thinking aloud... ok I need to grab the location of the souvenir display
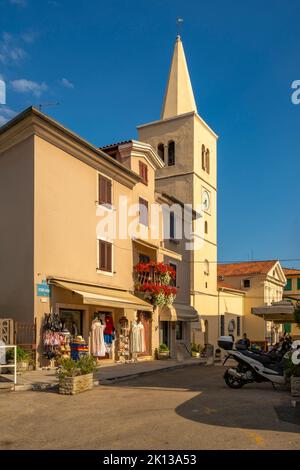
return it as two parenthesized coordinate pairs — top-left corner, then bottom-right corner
(70, 336), (89, 360)
(131, 319), (145, 354)
(43, 313), (71, 360)
(91, 317), (106, 357)
(116, 316), (130, 362)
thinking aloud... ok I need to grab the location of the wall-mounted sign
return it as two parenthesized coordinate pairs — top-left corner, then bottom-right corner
(37, 284), (51, 297)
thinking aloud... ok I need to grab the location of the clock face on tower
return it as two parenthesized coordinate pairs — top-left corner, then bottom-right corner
(202, 190), (210, 212)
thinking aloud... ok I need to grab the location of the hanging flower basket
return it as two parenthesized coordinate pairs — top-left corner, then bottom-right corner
(138, 283), (177, 307)
(134, 262), (177, 306)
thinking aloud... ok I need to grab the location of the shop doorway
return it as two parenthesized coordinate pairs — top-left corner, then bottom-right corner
(59, 309), (83, 336)
(160, 321), (170, 348)
(204, 320), (209, 345)
(137, 311), (152, 357)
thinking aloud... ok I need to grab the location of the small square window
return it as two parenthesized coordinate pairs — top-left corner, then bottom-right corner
(243, 279), (251, 288)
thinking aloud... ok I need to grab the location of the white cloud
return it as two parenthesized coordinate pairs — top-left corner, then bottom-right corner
(10, 79), (47, 97)
(0, 106), (17, 127)
(60, 77), (74, 89)
(9, 0), (27, 6)
(21, 31), (39, 44)
(0, 32), (26, 65)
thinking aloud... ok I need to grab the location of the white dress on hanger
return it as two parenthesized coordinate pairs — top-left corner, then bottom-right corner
(91, 320), (106, 357)
(131, 320), (145, 353)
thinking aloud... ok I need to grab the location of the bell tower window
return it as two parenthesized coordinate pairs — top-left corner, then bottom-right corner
(168, 141), (175, 166)
(201, 145), (206, 170)
(157, 143), (164, 162)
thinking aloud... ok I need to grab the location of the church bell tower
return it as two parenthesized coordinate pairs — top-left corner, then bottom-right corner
(137, 35), (219, 344)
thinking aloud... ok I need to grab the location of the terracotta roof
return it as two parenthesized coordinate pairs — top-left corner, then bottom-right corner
(218, 260), (278, 277)
(283, 267), (300, 276)
(100, 140), (132, 150)
(217, 280), (245, 293)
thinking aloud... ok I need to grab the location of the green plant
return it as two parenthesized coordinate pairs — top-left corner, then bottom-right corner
(159, 343), (169, 352)
(6, 346), (29, 362)
(284, 351), (300, 378)
(58, 355), (97, 379)
(191, 343), (203, 353)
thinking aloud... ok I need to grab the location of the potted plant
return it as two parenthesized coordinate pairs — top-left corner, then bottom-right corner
(158, 343), (170, 359)
(6, 346), (30, 371)
(58, 355), (97, 395)
(191, 343), (203, 358)
(284, 350), (300, 397)
(215, 348), (222, 359)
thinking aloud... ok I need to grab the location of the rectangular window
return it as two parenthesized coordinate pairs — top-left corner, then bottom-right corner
(176, 321), (183, 340)
(284, 278), (292, 291)
(170, 212), (175, 239)
(237, 316), (241, 336)
(139, 254), (150, 264)
(98, 240), (112, 272)
(168, 141), (175, 166)
(243, 279), (251, 288)
(139, 161), (148, 185)
(297, 278), (300, 291)
(169, 262), (177, 286)
(98, 174), (112, 205)
(220, 315), (225, 336)
(139, 197), (148, 226)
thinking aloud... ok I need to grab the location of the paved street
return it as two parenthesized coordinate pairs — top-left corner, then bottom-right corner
(0, 365), (299, 450)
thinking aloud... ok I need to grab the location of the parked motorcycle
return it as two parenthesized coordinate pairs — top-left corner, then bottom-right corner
(219, 336), (293, 389)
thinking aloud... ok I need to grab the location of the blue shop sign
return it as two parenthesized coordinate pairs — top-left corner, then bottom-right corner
(37, 283), (51, 297)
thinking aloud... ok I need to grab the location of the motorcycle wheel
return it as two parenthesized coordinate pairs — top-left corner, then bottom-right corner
(224, 369), (244, 389)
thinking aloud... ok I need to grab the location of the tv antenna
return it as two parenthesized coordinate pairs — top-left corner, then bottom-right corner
(38, 102), (60, 112)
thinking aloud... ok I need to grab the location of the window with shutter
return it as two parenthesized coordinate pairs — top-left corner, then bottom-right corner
(98, 175), (112, 205)
(139, 161), (148, 185)
(284, 278), (292, 291)
(297, 278), (300, 291)
(139, 198), (148, 226)
(98, 240), (112, 272)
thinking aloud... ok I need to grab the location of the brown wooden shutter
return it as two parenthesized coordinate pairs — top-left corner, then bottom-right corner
(106, 242), (112, 271)
(99, 175), (112, 204)
(99, 240), (112, 272)
(139, 161), (148, 185)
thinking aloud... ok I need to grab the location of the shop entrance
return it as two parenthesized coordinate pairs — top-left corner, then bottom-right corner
(159, 321), (170, 348)
(59, 309), (83, 336)
(137, 311), (152, 357)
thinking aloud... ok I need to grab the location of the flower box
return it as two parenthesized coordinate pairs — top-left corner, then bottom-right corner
(59, 373), (93, 395)
(291, 377), (300, 397)
(158, 351), (170, 360)
(191, 351), (200, 358)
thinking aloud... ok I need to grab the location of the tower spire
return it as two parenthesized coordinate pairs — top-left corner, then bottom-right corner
(161, 36), (197, 120)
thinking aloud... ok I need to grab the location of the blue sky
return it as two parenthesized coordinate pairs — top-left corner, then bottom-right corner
(1, 0), (300, 268)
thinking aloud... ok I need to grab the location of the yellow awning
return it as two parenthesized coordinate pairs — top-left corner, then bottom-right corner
(174, 303), (200, 322)
(159, 304), (177, 321)
(50, 279), (153, 312)
(159, 304), (200, 322)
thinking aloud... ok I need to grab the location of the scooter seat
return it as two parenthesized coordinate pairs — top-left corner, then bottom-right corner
(239, 349), (274, 365)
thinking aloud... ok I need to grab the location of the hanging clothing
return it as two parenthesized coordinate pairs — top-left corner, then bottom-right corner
(104, 315), (115, 335)
(91, 320), (106, 357)
(131, 320), (145, 353)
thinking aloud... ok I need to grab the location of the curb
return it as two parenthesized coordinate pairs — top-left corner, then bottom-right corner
(96, 360), (205, 385)
(12, 359), (206, 391)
